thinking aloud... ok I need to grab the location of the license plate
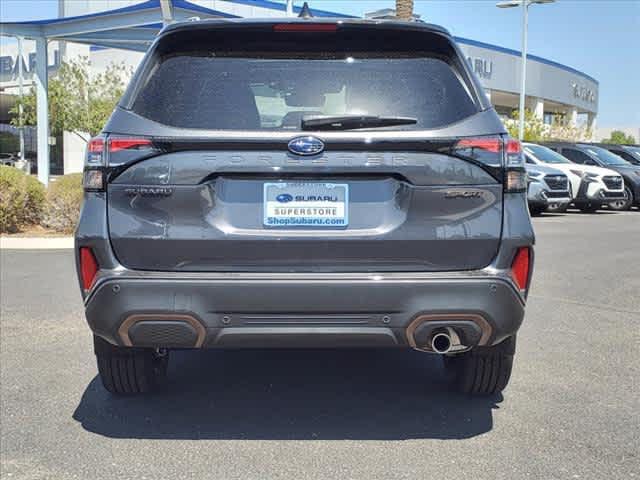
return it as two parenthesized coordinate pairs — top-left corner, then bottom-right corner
(263, 182), (349, 228)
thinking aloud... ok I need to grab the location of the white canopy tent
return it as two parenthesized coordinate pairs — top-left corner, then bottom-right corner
(0, 0), (242, 184)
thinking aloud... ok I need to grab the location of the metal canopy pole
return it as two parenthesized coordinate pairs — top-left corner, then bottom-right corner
(34, 37), (49, 186)
(160, 0), (175, 26)
(17, 36), (25, 163)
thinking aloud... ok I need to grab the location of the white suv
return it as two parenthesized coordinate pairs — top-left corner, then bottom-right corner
(523, 143), (625, 213)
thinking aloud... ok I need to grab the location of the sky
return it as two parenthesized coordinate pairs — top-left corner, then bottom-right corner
(1, 0), (638, 128)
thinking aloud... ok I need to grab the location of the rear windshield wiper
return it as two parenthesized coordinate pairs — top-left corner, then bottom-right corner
(301, 115), (418, 131)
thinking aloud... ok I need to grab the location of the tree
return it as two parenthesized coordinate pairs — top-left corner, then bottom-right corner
(503, 109), (546, 142)
(602, 130), (636, 145)
(10, 57), (132, 143)
(396, 0), (414, 20)
(502, 109), (593, 142)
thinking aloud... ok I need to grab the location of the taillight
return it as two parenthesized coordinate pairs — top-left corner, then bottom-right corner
(511, 247), (531, 293)
(79, 247), (99, 291)
(505, 139), (522, 155)
(83, 135), (157, 191)
(84, 135), (106, 191)
(504, 138), (526, 193)
(455, 137), (502, 153)
(107, 135), (156, 167)
(87, 136), (105, 165)
(109, 137), (153, 152)
(453, 136), (526, 192)
(273, 23), (338, 32)
(83, 169), (104, 191)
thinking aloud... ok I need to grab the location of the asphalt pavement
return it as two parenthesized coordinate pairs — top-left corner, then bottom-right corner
(1, 211), (639, 479)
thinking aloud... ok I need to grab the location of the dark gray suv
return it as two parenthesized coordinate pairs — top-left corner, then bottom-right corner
(75, 18), (534, 396)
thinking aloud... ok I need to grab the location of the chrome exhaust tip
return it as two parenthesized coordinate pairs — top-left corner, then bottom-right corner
(431, 331), (453, 354)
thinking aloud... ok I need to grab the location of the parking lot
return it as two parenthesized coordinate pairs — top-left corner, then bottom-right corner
(1, 211), (639, 480)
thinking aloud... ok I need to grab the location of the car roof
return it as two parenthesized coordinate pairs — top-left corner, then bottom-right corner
(539, 141), (575, 146)
(160, 17), (451, 37)
(588, 143), (637, 151)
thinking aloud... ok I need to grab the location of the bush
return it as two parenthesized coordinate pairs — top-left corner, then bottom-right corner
(0, 165), (46, 233)
(43, 173), (84, 233)
(24, 174), (47, 225)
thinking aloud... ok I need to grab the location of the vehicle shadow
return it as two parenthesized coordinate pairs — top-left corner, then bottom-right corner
(73, 349), (502, 440)
(565, 208), (619, 215)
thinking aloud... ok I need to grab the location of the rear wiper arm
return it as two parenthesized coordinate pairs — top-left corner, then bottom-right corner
(301, 115), (417, 131)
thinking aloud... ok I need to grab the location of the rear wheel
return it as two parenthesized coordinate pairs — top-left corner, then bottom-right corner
(94, 335), (168, 395)
(608, 186), (633, 211)
(444, 336), (516, 395)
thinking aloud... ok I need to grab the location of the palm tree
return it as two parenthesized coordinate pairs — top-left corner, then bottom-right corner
(396, 0), (414, 20)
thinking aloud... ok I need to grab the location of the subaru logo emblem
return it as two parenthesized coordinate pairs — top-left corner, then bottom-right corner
(288, 136), (325, 156)
(276, 193), (294, 203)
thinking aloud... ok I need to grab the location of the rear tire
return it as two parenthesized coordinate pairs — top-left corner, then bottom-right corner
(445, 336), (516, 395)
(94, 335), (168, 395)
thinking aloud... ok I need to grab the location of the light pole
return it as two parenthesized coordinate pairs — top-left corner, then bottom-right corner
(497, 0), (555, 140)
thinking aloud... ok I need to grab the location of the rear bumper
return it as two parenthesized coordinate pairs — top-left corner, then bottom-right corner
(85, 269), (526, 351)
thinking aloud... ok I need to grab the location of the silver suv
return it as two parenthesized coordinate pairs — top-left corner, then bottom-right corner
(75, 18), (534, 396)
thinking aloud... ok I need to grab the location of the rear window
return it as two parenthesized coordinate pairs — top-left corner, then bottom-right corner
(129, 28), (478, 131)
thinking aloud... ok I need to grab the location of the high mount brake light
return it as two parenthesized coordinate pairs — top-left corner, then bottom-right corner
(79, 247), (99, 291)
(273, 23), (338, 32)
(511, 247), (531, 293)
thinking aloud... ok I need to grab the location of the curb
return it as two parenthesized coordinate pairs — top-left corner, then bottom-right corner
(0, 237), (74, 250)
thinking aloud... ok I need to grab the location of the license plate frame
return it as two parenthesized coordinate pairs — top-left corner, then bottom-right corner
(263, 182), (349, 228)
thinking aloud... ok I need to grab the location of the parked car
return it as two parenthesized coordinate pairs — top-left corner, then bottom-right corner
(524, 162), (572, 215)
(594, 143), (640, 167)
(542, 142), (639, 211)
(523, 143), (599, 212)
(75, 18), (534, 396)
(0, 153), (17, 167)
(538, 143), (626, 212)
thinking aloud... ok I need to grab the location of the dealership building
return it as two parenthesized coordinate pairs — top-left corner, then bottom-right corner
(0, 0), (599, 178)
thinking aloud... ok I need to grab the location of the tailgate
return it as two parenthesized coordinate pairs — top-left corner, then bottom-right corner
(107, 147), (503, 272)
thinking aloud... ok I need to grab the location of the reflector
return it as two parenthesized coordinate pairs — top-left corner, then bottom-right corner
(80, 247), (99, 291)
(511, 247), (530, 292)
